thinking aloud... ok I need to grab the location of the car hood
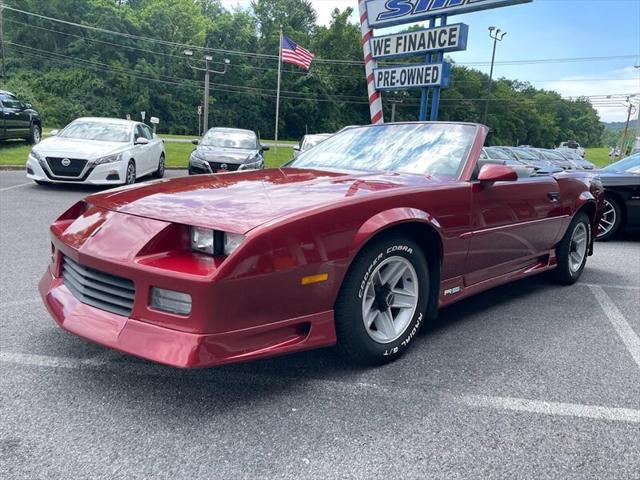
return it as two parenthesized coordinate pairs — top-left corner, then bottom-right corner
(85, 168), (442, 234)
(194, 146), (258, 164)
(35, 137), (128, 159)
(597, 170), (640, 186)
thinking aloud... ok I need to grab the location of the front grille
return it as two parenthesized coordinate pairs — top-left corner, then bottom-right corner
(208, 161), (240, 172)
(46, 157), (88, 177)
(62, 256), (135, 316)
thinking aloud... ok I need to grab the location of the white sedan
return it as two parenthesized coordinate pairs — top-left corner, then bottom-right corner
(26, 117), (165, 186)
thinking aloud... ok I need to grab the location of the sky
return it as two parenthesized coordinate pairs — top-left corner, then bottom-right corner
(221, 0), (640, 122)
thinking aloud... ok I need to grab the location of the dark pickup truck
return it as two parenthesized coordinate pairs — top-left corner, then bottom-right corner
(0, 90), (42, 144)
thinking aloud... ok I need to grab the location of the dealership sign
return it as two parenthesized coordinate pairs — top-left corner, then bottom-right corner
(367, 0), (532, 28)
(374, 63), (451, 90)
(370, 23), (468, 60)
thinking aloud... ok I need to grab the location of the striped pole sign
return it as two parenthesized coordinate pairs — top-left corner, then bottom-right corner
(358, 0), (384, 125)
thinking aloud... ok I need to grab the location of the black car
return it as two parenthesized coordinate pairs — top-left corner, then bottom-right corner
(188, 127), (268, 174)
(0, 90), (42, 144)
(596, 153), (640, 240)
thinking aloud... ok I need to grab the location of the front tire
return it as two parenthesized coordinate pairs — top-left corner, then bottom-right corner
(552, 212), (590, 285)
(28, 124), (41, 144)
(596, 195), (622, 241)
(153, 153), (165, 179)
(335, 235), (429, 365)
(124, 160), (136, 185)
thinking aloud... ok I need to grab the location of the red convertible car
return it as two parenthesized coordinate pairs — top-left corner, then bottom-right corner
(40, 122), (603, 367)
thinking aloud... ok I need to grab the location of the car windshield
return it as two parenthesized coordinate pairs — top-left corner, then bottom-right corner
(289, 123), (476, 178)
(485, 147), (511, 160)
(59, 121), (131, 142)
(303, 135), (330, 149)
(603, 153), (640, 174)
(201, 129), (257, 149)
(510, 148), (538, 161)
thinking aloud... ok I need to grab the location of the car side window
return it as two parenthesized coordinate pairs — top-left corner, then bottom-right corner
(134, 125), (145, 141)
(0, 95), (21, 109)
(141, 124), (153, 140)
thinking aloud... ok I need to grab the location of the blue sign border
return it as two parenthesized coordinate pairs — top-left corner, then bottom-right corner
(372, 62), (452, 91)
(366, 0), (532, 29)
(369, 23), (468, 60)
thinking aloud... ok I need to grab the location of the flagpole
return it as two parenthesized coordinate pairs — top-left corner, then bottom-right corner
(274, 25), (283, 153)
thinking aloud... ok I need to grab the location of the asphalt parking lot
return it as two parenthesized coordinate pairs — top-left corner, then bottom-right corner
(1, 170), (639, 479)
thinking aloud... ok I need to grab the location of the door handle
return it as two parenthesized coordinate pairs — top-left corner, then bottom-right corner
(548, 192), (560, 202)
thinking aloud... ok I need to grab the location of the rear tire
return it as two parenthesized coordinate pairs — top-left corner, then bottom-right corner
(552, 212), (590, 285)
(153, 153), (165, 179)
(596, 195), (622, 241)
(335, 235), (429, 365)
(28, 124), (41, 144)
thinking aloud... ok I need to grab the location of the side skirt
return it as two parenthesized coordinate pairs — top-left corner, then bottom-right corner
(437, 250), (557, 308)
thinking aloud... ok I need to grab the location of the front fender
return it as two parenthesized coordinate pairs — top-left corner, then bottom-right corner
(349, 207), (443, 256)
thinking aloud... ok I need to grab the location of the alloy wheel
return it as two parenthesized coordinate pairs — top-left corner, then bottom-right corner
(126, 163), (136, 185)
(569, 222), (588, 273)
(597, 199), (617, 238)
(361, 256), (418, 344)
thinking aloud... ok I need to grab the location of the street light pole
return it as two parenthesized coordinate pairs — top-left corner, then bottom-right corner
(184, 50), (230, 135)
(634, 66), (640, 153)
(481, 26), (507, 125)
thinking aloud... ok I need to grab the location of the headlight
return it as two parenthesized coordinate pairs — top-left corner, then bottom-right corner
(150, 287), (192, 315)
(94, 153), (122, 165)
(223, 232), (245, 255)
(190, 226), (215, 255)
(189, 227), (245, 256)
(238, 157), (264, 171)
(30, 150), (45, 162)
(190, 151), (205, 163)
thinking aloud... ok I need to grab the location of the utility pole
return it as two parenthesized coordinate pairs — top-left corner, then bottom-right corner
(635, 66), (640, 153)
(481, 26), (507, 125)
(183, 50), (229, 135)
(0, 3), (6, 81)
(619, 98), (634, 157)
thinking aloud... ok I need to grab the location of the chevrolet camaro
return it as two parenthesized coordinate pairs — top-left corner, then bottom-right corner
(40, 122), (603, 368)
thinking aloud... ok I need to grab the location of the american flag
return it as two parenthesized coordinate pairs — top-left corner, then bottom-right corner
(281, 35), (315, 70)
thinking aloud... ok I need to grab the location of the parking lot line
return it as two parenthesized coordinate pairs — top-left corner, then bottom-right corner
(582, 283), (640, 291)
(461, 395), (640, 423)
(0, 182), (32, 193)
(2, 350), (640, 424)
(589, 285), (640, 369)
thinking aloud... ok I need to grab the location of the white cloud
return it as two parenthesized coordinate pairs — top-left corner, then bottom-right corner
(536, 67), (640, 123)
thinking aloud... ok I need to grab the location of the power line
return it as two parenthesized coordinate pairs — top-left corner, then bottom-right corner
(4, 5), (639, 68)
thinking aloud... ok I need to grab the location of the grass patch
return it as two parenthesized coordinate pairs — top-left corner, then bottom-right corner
(584, 147), (612, 167)
(0, 139), (294, 169)
(0, 140), (612, 170)
(0, 141), (31, 165)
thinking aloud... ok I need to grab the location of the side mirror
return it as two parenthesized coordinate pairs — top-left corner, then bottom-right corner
(478, 164), (518, 183)
(191, 139), (199, 145)
(134, 137), (150, 146)
(261, 144), (270, 151)
(293, 145), (300, 152)
(25, 103), (33, 109)
(50, 129), (59, 136)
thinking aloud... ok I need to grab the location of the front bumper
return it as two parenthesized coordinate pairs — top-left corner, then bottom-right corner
(188, 158), (264, 175)
(26, 155), (127, 185)
(39, 268), (335, 368)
